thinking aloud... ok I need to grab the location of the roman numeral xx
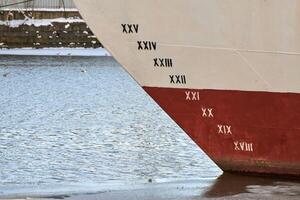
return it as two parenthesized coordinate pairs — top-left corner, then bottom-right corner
(202, 108), (214, 118)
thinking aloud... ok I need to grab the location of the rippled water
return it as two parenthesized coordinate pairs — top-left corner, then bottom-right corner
(0, 56), (221, 196)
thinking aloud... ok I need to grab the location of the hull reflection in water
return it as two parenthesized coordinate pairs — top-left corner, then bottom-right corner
(204, 173), (300, 198)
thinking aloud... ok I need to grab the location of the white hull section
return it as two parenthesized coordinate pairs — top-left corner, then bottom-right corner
(73, 0), (300, 93)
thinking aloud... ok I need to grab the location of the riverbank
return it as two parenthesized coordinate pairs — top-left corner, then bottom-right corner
(0, 9), (102, 48)
(1, 174), (300, 200)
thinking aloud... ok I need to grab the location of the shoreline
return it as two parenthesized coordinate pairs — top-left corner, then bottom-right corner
(1, 174), (300, 200)
(0, 48), (110, 57)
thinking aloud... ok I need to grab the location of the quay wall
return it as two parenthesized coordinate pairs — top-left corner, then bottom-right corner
(0, 0), (76, 10)
(0, 10), (102, 49)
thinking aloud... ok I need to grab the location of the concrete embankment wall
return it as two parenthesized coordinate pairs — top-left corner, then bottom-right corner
(0, 10), (102, 49)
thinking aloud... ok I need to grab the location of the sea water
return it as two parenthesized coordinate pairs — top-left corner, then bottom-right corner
(0, 56), (221, 197)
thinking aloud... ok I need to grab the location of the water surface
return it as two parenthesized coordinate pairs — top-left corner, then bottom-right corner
(0, 55), (221, 196)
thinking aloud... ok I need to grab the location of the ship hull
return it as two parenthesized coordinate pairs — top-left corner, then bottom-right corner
(144, 86), (300, 176)
(73, 0), (300, 177)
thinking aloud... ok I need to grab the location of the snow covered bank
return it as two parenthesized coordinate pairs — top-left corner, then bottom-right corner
(0, 48), (110, 57)
(0, 11), (101, 49)
(0, 8), (78, 12)
(0, 17), (84, 28)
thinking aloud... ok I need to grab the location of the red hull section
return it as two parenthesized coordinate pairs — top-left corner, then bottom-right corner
(143, 86), (300, 176)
